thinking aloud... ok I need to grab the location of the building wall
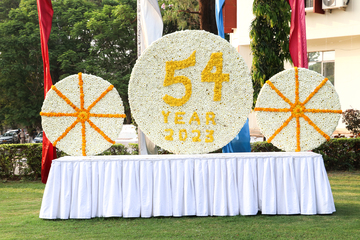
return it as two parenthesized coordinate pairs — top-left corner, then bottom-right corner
(231, 0), (360, 133)
(306, 1), (360, 40)
(307, 36), (360, 114)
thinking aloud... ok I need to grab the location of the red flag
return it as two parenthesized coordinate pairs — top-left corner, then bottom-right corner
(37, 0), (57, 184)
(287, 0), (308, 68)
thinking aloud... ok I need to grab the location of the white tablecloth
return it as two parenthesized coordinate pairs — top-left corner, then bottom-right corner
(39, 152), (335, 219)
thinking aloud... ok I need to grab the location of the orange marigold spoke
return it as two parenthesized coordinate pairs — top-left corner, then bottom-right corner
(302, 78), (328, 105)
(304, 109), (342, 114)
(53, 119), (80, 146)
(40, 112), (77, 117)
(89, 113), (126, 118)
(254, 107), (290, 112)
(51, 85), (81, 112)
(87, 119), (115, 144)
(79, 73), (85, 110)
(86, 85), (114, 111)
(267, 115), (294, 143)
(81, 121), (86, 156)
(267, 81), (293, 106)
(302, 114), (330, 141)
(295, 67), (299, 103)
(296, 116), (301, 152)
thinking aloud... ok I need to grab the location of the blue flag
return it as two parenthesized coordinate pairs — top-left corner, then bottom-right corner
(215, 0), (251, 153)
(215, 0), (225, 38)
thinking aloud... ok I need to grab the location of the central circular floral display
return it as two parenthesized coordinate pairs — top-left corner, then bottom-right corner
(41, 73), (126, 156)
(129, 30), (253, 154)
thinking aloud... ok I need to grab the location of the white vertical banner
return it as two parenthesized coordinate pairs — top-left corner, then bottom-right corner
(137, 0), (163, 154)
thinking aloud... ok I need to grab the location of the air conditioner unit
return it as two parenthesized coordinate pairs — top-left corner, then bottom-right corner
(322, 0), (350, 10)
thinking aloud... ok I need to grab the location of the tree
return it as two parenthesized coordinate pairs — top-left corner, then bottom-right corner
(0, 0), (20, 21)
(250, 0), (291, 107)
(0, 0), (138, 129)
(159, 0), (217, 34)
(0, 0), (47, 128)
(75, 0), (137, 123)
(0, 0), (218, 129)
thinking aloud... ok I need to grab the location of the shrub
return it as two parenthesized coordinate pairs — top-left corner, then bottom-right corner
(19, 144), (43, 180)
(251, 141), (283, 152)
(251, 139), (360, 171)
(313, 138), (360, 171)
(128, 143), (139, 155)
(1, 139), (359, 179)
(0, 143), (138, 179)
(101, 144), (131, 155)
(0, 145), (18, 179)
(342, 109), (360, 137)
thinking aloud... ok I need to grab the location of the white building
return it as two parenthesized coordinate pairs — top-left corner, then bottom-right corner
(226, 0), (360, 136)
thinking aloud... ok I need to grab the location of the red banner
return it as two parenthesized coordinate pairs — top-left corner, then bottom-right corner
(37, 0), (57, 184)
(287, 0), (308, 68)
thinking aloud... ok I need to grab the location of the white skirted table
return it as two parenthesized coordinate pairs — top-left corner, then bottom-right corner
(39, 152), (335, 219)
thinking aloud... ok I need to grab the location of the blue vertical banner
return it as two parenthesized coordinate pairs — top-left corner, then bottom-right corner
(216, 0), (252, 153)
(215, 0), (225, 38)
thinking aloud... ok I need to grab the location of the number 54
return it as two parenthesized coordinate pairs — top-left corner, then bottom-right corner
(163, 51), (229, 106)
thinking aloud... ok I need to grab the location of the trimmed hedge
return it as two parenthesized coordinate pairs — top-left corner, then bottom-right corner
(1, 138), (359, 180)
(251, 138), (360, 171)
(313, 138), (360, 171)
(0, 143), (139, 180)
(251, 141), (283, 152)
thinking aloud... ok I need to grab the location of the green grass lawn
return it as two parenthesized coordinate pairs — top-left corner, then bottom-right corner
(1, 171), (359, 240)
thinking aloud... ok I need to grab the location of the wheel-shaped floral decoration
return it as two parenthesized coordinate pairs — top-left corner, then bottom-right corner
(255, 67), (342, 152)
(40, 73), (126, 156)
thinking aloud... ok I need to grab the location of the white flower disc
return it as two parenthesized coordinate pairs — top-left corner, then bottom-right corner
(129, 30), (253, 154)
(255, 68), (341, 152)
(41, 73), (125, 156)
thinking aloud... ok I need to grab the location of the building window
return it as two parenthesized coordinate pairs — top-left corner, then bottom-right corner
(308, 51), (335, 85)
(305, 0), (313, 8)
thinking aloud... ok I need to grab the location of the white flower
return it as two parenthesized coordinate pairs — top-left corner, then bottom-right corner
(255, 68), (341, 152)
(129, 30), (253, 154)
(41, 73), (125, 156)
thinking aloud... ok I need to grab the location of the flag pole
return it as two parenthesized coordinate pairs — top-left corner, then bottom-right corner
(137, 0), (142, 58)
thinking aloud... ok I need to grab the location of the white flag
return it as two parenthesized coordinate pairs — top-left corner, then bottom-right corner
(140, 0), (163, 51)
(138, 0), (163, 155)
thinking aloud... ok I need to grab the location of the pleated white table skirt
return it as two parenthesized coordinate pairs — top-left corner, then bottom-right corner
(39, 152), (335, 219)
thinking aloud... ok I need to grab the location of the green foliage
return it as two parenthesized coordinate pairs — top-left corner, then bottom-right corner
(0, 144), (43, 180)
(313, 138), (360, 171)
(0, 0), (137, 128)
(77, 0), (137, 122)
(252, 138), (360, 171)
(100, 144), (131, 155)
(342, 109), (360, 137)
(250, 0), (292, 107)
(0, 0), (46, 127)
(159, 0), (200, 32)
(18, 144), (42, 179)
(157, 148), (172, 154)
(0, 143), (140, 179)
(0, 144), (18, 178)
(0, 0), (20, 21)
(159, 0), (217, 34)
(251, 141), (283, 152)
(128, 143), (139, 155)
